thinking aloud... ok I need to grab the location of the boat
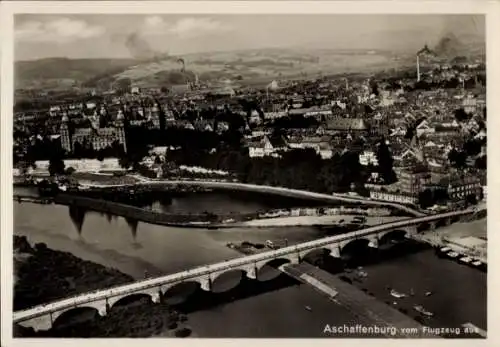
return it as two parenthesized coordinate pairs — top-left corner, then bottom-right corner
(358, 270), (368, 278)
(472, 260), (482, 267)
(447, 251), (459, 258)
(414, 305), (434, 317)
(425, 291), (433, 297)
(460, 256), (472, 264)
(440, 247), (451, 253)
(390, 289), (407, 298)
(305, 306), (312, 311)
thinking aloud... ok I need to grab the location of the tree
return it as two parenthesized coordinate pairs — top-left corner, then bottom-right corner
(118, 156), (131, 169)
(454, 108), (471, 122)
(448, 149), (467, 168)
(97, 151), (105, 162)
(48, 147), (66, 176)
(376, 139), (396, 184)
(418, 189), (434, 209)
(466, 194), (478, 206)
(475, 155), (486, 170)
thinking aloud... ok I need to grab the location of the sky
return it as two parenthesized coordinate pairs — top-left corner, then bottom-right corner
(14, 14), (485, 61)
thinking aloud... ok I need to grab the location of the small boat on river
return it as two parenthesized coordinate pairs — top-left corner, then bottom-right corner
(414, 305), (434, 317)
(447, 251), (459, 259)
(390, 289), (407, 298)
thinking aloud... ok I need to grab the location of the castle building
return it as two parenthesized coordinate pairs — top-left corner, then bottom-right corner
(60, 110), (127, 154)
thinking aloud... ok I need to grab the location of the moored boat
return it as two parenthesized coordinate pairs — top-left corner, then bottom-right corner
(447, 251), (459, 259)
(460, 256), (472, 264)
(472, 260), (482, 267)
(414, 305), (434, 317)
(390, 289), (407, 298)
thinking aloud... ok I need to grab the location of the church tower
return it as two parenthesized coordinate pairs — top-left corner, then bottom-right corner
(60, 112), (72, 153)
(115, 110), (127, 153)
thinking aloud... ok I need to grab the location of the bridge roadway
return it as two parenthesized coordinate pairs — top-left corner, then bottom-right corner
(13, 209), (474, 331)
(84, 178), (426, 217)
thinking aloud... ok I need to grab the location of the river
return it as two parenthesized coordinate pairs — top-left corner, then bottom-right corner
(13, 191), (487, 337)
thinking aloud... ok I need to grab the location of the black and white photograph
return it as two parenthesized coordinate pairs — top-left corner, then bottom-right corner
(1, 0), (496, 342)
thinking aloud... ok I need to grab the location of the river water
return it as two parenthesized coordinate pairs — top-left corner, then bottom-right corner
(13, 190), (487, 337)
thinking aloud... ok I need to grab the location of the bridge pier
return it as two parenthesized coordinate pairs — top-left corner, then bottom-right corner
(404, 225), (418, 235)
(151, 291), (161, 304)
(244, 265), (258, 280)
(199, 276), (212, 291)
(368, 238), (379, 248)
(324, 245), (341, 258)
(16, 313), (53, 332)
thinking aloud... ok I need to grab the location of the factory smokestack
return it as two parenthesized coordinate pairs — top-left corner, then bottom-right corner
(417, 54), (420, 82)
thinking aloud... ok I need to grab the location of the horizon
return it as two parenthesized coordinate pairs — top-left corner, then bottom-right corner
(14, 14), (485, 62)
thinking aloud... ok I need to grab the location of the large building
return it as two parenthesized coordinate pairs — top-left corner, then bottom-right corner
(60, 110), (127, 154)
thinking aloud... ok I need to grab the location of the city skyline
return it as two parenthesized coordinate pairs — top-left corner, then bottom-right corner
(15, 14), (484, 61)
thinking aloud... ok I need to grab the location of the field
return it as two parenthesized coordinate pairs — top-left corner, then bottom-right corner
(14, 48), (413, 92)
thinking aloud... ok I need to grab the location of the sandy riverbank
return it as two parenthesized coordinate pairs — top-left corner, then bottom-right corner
(414, 217), (487, 262)
(241, 215), (408, 227)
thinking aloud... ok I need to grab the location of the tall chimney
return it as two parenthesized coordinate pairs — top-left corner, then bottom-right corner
(417, 54), (421, 82)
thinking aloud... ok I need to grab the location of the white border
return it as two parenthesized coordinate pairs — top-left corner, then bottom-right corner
(1, 1), (499, 347)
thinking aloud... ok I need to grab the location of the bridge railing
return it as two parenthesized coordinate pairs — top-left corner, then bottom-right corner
(13, 208), (475, 322)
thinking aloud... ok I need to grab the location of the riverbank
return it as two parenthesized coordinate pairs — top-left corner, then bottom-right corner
(15, 186), (406, 230)
(241, 215), (407, 227)
(13, 235), (193, 338)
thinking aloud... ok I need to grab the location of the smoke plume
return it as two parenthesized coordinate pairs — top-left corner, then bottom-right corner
(433, 32), (464, 57)
(417, 44), (436, 56)
(125, 32), (170, 62)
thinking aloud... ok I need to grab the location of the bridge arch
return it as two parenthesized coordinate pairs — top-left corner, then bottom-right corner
(207, 268), (250, 293)
(107, 289), (161, 309)
(417, 222), (431, 232)
(51, 306), (103, 329)
(299, 247), (339, 263)
(378, 229), (407, 245)
(159, 280), (201, 305)
(340, 238), (371, 256)
(434, 218), (450, 229)
(256, 257), (295, 272)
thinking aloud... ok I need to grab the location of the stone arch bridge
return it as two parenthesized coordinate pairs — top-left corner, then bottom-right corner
(13, 209), (474, 331)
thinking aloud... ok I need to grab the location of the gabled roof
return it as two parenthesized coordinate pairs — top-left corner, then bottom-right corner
(326, 118), (368, 131)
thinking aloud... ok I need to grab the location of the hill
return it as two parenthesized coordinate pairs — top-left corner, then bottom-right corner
(15, 58), (139, 90)
(14, 40), (484, 92)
